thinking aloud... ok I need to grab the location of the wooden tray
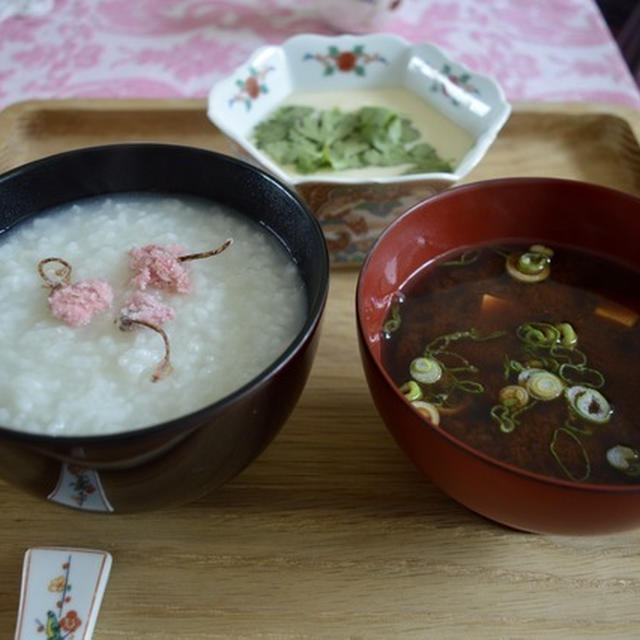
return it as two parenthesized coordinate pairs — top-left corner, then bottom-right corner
(1, 100), (640, 194)
(1, 100), (640, 640)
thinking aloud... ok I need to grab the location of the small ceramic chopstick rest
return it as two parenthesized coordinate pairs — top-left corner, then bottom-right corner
(14, 547), (112, 640)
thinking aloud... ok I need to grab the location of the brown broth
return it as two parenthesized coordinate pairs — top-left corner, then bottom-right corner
(381, 243), (640, 485)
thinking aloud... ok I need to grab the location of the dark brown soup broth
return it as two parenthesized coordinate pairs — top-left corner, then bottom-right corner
(381, 243), (640, 485)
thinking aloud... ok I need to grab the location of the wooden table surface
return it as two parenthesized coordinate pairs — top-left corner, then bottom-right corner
(1, 101), (640, 639)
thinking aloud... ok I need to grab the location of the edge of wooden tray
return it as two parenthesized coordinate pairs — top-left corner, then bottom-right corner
(1, 97), (639, 141)
(1, 99), (638, 269)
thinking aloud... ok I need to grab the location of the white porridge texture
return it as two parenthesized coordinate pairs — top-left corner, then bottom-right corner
(0, 194), (306, 435)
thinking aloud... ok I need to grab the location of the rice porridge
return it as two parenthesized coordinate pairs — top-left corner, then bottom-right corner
(0, 193), (307, 436)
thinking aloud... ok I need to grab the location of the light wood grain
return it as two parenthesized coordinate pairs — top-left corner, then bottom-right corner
(1, 99), (640, 197)
(1, 101), (640, 639)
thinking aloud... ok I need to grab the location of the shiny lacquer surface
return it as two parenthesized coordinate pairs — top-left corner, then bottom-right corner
(357, 177), (640, 535)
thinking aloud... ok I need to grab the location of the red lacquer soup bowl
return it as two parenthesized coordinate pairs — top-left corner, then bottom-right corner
(356, 177), (640, 535)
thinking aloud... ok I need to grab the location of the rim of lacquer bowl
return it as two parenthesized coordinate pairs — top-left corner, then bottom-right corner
(0, 143), (330, 447)
(356, 176), (640, 496)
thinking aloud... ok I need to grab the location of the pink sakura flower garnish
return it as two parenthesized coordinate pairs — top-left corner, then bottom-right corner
(128, 239), (233, 293)
(119, 291), (175, 326)
(117, 292), (176, 383)
(129, 244), (190, 293)
(37, 238), (233, 382)
(38, 257), (113, 327)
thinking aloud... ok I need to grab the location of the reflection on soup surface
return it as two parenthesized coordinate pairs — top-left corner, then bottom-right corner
(381, 243), (640, 485)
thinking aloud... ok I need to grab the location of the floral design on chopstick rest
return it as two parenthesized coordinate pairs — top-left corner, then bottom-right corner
(303, 45), (387, 76)
(228, 65), (275, 110)
(38, 555), (81, 637)
(15, 548), (112, 640)
(430, 63), (480, 106)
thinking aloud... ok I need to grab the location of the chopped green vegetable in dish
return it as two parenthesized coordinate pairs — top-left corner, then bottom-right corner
(252, 105), (455, 175)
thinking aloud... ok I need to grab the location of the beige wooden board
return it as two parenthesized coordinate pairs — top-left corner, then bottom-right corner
(1, 99), (640, 195)
(0, 100), (640, 639)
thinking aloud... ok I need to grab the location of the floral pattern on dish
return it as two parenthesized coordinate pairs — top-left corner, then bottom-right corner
(296, 179), (450, 264)
(210, 33), (513, 265)
(229, 65), (274, 110)
(303, 45), (387, 76)
(431, 63), (480, 106)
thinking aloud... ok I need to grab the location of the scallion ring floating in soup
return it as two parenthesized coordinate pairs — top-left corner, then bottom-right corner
(381, 242), (640, 485)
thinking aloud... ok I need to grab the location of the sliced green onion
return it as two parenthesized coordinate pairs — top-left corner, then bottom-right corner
(517, 251), (549, 275)
(606, 445), (640, 476)
(411, 400), (440, 426)
(506, 253), (550, 283)
(455, 380), (485, 394)
(525, 356), (560, 373)
(490, 404), (516, 433)
(437, 391), (472, 415)
(529, 244), (554, 258)
(498, 385), (529, 409)
(517, 368), (563, 401)
(523, 370), (564, 401)
(517, 367), (544, 383)
(382, 301), (402, 337)
(565, 385), (612, 424)
(504, 356), (524, 379)
(556, 322), (577, 348)
(551, 344), (586, 366)
(440, 249), (480, 267)
(434, 349), (477, 374)
(517, 322), (560, 348)
(562, 418), (593, 437)
(400, 380), (423, 402)
(383, 318), (400, 335)
(425, 328), (505, 356)
(526, 327), (546, 343)
(410, 357), (443, 384)
(558, 363), (605, 389)
(550, 427), (591, 482)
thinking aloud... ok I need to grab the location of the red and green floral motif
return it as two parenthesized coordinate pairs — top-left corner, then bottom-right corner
(297, 179), (447, 264)
(229, 65), (274, 110)
(303, 45), (387, 76)
(431, 63), (480, 106)
(67, 465), (96, 507)
(36, 555), (83, 639)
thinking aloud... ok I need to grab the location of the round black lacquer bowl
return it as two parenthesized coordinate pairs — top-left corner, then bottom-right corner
(0, 144), (329, 513)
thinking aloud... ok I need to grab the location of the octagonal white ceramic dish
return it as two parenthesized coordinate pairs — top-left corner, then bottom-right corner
(207, 33), (511, 263)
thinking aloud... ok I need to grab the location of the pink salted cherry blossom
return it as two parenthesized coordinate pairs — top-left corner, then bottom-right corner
(128, 244), (191, 293)
(119, 291), (175, 326)
(117, 291), (174, 383)
(128, 239), (233, 294)
(48, 279), (114, 327)
(38, 257), (113, 327)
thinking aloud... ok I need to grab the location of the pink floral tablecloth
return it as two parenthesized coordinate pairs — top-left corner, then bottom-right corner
(0, 0), (639, 111)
